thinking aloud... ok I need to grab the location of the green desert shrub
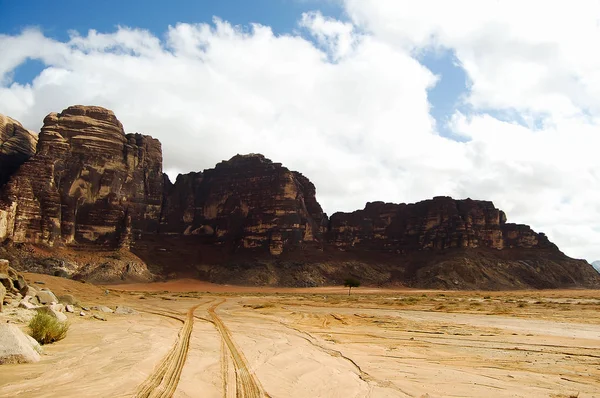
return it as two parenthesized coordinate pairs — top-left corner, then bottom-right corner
(28, 312), (69, 345)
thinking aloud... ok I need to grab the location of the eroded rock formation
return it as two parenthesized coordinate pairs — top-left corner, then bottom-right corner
(159, 154), (326, 255)
(0, 114), (38, 188)
(0, 106), (162, 249)
(0, 105), (598, 289)
(327, 197), (554, 252)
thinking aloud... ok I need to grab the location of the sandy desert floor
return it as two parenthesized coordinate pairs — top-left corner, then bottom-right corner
(1, 274), (599, 398)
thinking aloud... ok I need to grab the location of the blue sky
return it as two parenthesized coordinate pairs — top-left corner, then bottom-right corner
(1, 0), (467, 138)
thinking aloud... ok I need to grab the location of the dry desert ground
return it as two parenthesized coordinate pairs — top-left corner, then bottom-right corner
(1, 274), (599, 398)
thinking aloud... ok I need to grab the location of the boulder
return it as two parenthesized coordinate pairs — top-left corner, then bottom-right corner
(36, 289), (58, 305)
(0, 324), (41, 364)
(92, 306), (113, 313)
(65, 305), (74, 313)
(57, 294), (77, 305)
(20, 285), (38, 297)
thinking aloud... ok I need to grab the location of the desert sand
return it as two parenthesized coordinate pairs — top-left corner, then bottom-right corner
(1, 274), (598, 397)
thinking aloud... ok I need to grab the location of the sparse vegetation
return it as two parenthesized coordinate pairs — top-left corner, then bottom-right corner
(28, 312), (69, 345)
(344, 278), (361, 296)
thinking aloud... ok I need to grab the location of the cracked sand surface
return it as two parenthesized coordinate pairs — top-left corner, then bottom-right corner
(0, 274), (598, 397)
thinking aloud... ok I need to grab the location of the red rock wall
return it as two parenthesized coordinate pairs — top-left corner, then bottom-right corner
(327, 196), (554, 252)
(0, 106), (163, 248)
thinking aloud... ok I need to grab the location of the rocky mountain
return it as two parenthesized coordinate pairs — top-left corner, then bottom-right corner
(1, 105), (599, 289)
(0, 106), (160, 282)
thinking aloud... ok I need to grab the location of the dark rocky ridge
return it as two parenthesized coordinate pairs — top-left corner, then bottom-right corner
(1, 105), (598, 289)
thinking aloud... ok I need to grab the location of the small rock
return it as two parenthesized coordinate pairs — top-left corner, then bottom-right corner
(114, 306), (138, 315)
(65, 305), (74, 313)
(92, 314), (106, 321)
(33, 281), (45, 285)
(92, 306), (113, 313)
(104, 290), (110, 295)
(81, 307), (90, 311)
(48, 303), (65, 313)
(79, 311), (85, 317)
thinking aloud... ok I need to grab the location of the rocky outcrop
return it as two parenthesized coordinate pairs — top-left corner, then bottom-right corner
(0, 106), (597, 289)
(327, 197), (555, 252)
(0, 114), (38, 188)
(158, 154), (326, 255)
(0, 106), (163, 249)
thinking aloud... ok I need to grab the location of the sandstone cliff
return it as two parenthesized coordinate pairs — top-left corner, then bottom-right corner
(0, 106), (159, 282)
(158, 154), (326, 255)
(327, 197), (554, 252)
(0, 106), (598, 289)
(0, 106), (162, 249)
(0, 114), (38, 188)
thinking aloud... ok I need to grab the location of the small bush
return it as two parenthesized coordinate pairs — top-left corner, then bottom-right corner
(28, 312), (69, 345)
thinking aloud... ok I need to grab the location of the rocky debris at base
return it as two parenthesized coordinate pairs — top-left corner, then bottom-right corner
(0, 324), (41, 364)
(114, 306), (138, 315)
(92, 314), (107, 321)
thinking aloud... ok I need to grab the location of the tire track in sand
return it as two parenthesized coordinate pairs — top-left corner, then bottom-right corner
(209, 299), (270, 398)
(135, 304), (200, 398)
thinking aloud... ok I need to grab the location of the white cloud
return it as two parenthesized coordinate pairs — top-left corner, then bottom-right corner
(1, 4), (599, 262)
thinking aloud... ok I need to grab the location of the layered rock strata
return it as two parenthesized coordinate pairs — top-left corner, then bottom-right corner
(0, 106), (163, 248)
(159, 154), (327, 255)
(327, 197), (554, 252)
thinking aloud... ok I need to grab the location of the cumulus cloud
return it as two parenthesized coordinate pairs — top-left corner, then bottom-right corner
(0, 4), (599, 261)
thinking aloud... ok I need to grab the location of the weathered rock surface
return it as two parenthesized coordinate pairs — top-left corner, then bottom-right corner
(0, 106), (598, 289)
(0, 114), (38, 188)
(158, 154), (326, 255)
(327, 197), (554, 252)
(0, 106), (162, 249)
(0, 324), (41, 364)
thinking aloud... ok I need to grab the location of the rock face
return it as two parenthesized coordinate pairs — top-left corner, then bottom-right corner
(327, 197), (554, 252)
(158, 154), (326, 255)
(0, 114), (38, 188)
(0, 106), (598, 289)
(0, 106), (163, 249)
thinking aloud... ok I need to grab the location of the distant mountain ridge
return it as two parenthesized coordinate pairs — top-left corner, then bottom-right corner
(592, 261), (600, 273)
(0, 105), (599, 289)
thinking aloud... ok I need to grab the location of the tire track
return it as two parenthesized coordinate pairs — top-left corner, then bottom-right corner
(209, 300), (270, 398)
(135, 304), (200, 398)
